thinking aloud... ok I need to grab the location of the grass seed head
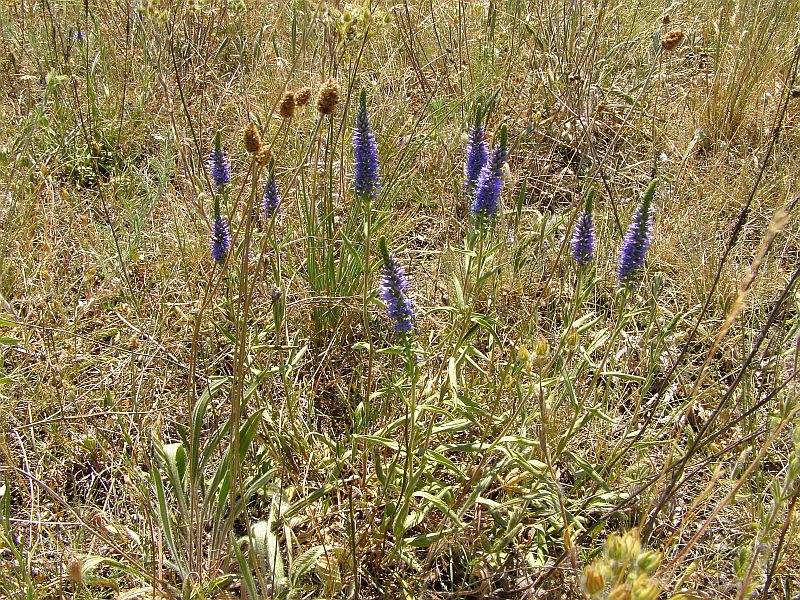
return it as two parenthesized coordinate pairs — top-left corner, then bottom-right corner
(296, 86), (312, 107)
(317, 78), (340, 115)
(661, 29), (685, 51)
(278, 91), (297, 119)
(243, 122), (261, 154)
(255, 146), (271, 167)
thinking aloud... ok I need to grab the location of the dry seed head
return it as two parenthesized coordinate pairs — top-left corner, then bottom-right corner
(317, 78), (340, 115)
(278, 92), (297, 119)
(661, 29), (685, 51)
(67, 556), (83, 584)
(243, 122), (261, 154)
(295, 86), (312, 107)
(255, 146), (272, 167)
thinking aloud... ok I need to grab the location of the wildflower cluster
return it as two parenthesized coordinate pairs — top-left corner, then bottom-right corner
(211, 204), (231, 265)
(618, 180), (656, 285)
(571, 188), (597, 267)
(470, 123), (509, 223)
(353, 88), (380, 198)
(208, 132), (232, 265)
(459, 116), (656, 283)
(209, 132), (231, 192)
(581, 529), (661, 600)
(262, 167), (280, 221)
(464, 112), (489, 193)
(378, 237), (414, 335)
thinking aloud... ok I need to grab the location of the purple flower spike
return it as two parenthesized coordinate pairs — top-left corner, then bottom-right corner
(470, 124), (509, 222)
(262, 170), (280, 220)
(209, 133), (231, 192)
(353, 89), (380, 198)
(378, 238), (414, 334)
(464, 122), (488, 193)
(211, 212), (231, 265)
(618, 180), (657, 285)
(571, 190), (596, 267)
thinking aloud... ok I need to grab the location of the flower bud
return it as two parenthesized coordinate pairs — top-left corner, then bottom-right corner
(636, 550), (662, 574)
(631, 575), (660, 600)
(607, 533), (625, 561)
(582, 565), (605, 595)
(622, 529), (641, 559)
(564, 327), (579, 347)
(533, 335), (549, 365)
(516, 345), (530, 368)
(608, 583), (632, 600)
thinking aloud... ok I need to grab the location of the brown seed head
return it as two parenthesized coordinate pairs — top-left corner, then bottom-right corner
(255, 146), (271, 168)
(295, 86), (312, 107)
(660, 29), (685, 51)
(67, 556), (83, 584)
(316, 79), (339, 116)
(243, 122), (261, 154)
(278, 92), (296, 120)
